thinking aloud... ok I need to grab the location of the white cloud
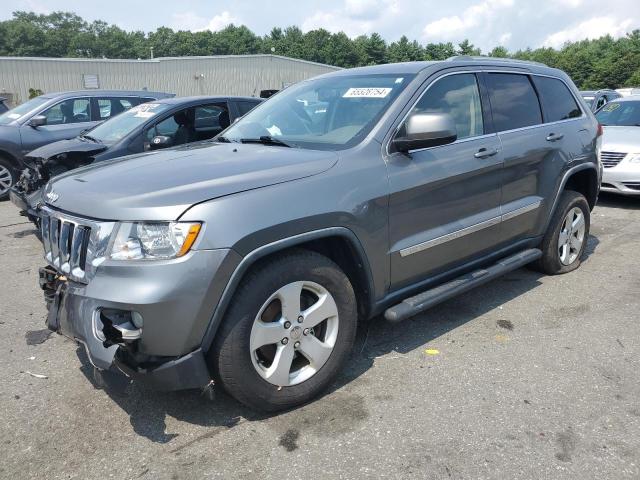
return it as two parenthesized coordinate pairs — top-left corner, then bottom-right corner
(499, 32), (512, 45)
(172, 10), (239, 32)
(301, 0), (400, 37)
(423, 0), (514, 40)
(543, 16), (634, 48)
(205, 11), (239, 31)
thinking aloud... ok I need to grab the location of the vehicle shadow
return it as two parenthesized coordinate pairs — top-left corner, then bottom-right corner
(597, 192), (640, 210)
(74, 236), (599, 445)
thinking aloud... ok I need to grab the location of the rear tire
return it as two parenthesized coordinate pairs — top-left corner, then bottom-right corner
(533, 190), (590, 275)
(0, 157), (16, 200)
(210, 249), (357, 412)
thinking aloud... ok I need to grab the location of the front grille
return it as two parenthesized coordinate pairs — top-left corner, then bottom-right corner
(40, 207), (116, 283)
(601, 151), (627, 168)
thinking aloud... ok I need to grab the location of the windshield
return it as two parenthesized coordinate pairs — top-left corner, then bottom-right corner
(581, 95), (595, 107)
(595, 101), (640, 126)
(221, 74), (415, 150)
(0, 96), (50, 125)
(86, 102), (173, 144)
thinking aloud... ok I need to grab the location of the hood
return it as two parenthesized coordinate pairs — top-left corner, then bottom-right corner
(26, 137), (108, 163)
(601, 126), (640, 153)
(45, 142), (338, 221)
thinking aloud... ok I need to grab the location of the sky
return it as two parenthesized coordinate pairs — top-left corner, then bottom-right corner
(2, 0), (640, 52)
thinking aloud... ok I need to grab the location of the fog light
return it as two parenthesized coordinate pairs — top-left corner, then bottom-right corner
(131, 311), (144, 328)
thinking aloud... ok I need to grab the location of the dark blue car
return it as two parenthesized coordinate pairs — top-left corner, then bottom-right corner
(10, 95), (262, 222)
(0, 89), (173, 199)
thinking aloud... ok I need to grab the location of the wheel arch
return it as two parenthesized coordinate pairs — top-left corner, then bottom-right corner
(200, 227), (375, 353)
(562, 165), (599, 210)
(544, 163), (598, 232)
(0, 149), (21, 170)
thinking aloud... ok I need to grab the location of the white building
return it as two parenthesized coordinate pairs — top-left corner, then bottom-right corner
(0, 54), (340, 106)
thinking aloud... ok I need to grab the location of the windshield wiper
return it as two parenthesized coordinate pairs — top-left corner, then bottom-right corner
(80, 134), (100, 143)
(240, 136), (293, 148)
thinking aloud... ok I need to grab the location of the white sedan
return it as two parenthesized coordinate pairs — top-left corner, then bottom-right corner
(596, 97), (640, 196)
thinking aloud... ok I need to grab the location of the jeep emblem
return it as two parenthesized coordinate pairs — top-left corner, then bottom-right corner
(46, 190), (59, 203)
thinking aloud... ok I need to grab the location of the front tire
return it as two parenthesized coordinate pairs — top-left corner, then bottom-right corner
(0, 157), (16, 200)
(534, 190), (590, 275)
(210, 249), (357, 412)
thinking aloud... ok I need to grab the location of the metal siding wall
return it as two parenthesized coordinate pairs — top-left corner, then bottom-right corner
(0, 56), (340, 105)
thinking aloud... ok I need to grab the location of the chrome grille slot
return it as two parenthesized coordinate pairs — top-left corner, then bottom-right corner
(601, 151), (626, 168)
(39, 206), (116, 284)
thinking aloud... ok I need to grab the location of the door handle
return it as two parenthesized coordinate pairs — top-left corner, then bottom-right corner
(474, 147), (498, 159)
(546, 133), (564, 142)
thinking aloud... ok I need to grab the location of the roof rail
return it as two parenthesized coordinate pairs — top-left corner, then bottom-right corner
(445, 55), (547, 67)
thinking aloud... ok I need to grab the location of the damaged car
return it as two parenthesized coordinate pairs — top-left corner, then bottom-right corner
(10, 95), (262, 224)
(37, 58), (599, 411)
(0, 90), (173, 200)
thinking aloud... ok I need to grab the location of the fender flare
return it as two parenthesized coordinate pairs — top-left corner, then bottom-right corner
(544, 163), (599, 231)
(200, 226), (374, 352)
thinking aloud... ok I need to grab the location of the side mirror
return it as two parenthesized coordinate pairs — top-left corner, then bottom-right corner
(393, 113), (457, 153)
(149, 135), (172, 150)
(28, 115), (47, 128)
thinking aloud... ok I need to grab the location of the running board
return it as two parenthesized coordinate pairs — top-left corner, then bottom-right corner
(384, 248), (542, 323)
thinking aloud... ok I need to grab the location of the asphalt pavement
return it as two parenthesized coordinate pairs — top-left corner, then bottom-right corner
(0, 193), (639, 479)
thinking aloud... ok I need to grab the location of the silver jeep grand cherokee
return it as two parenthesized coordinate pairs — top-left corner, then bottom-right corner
(38, 57), (601, 411)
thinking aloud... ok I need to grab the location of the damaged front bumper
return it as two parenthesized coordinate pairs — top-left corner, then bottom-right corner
(10, 186), (43, 225)
(38, 246), (237, 391)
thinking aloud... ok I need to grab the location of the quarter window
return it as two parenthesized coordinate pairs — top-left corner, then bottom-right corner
(532, 76), (582, 122)
(42, 98), (92, 125)
(486, 74), (542, 131)
(410, 73), (484, 140)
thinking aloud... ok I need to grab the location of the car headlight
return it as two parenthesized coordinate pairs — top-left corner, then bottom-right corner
(109, 222), (202, 260)
(626, 153), (640, 164)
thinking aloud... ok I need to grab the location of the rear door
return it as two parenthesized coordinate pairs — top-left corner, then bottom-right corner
(19, 97), (97, 154)
(487, 72), (584, 243)
(386, 72), (504, 289)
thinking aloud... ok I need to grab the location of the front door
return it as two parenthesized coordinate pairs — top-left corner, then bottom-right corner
(386, 72), (503, 290)
(20, 97), (98, 155)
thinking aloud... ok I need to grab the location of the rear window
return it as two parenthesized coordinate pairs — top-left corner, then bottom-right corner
(533, 77), (582, 122)
(487, 73), (542, 132)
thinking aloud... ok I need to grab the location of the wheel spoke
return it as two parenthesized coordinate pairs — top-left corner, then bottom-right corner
(559, 243), (569, 263)
(265, 344), (295, 386)
(303, 293), (338, 328)
(572, 212), (584, 231)
(277, 282), (303, 322)
(250, 320), (284, 351)
(558, 230), (569, 246)
(299, 335), (333, 369)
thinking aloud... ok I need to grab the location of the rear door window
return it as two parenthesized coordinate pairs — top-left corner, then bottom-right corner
(486, 73), (542, 131)
(532, 76), (582, 122)
(96, 97), (136, 121)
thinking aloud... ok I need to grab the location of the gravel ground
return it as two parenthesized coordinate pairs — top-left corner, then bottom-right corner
(0, 193), (639, 480)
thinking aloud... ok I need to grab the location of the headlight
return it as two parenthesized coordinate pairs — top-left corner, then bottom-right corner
(109, 222), (201, 260)
(626, 153), (640, 164)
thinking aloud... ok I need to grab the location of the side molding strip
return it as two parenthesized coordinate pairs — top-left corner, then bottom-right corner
(399, 200), (542, 257)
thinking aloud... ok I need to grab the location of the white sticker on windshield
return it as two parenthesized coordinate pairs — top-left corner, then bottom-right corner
(132, 103), (161, 118)
(343, 87), (392, 98)
(7, 113), (20, 119)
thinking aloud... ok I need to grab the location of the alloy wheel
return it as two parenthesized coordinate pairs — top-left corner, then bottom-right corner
(249, 280), (339, 387)
(558, 207), (586, 265)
